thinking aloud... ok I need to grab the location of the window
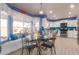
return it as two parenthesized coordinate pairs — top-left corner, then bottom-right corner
(23, 22), (31, 33)
(13, 21), (23, 34)
(33, 22), (39, 39)
(13, 21), (32, 34)
(13, 21), (32, 40)
(1, 19), (8, 42)
(1, 19), (7, 37)
(1, 11), (8, 42)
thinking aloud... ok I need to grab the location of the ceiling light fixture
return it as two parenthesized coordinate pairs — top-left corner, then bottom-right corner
(39, 3), (44, 15)
(49, 10), (53, 14)
(70, 4), (75, 9)
(39, 10), (44, 14)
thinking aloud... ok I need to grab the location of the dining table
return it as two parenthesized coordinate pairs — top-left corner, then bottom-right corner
(22, 37), (56, 55)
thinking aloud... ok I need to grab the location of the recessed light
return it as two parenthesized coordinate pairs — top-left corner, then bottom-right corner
(39, 10), (44, 14)
(70, 4), (75, 9)
(49, 10), (53, 14)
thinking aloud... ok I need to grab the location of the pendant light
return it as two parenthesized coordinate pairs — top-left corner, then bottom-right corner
(39, 3), (44, 15)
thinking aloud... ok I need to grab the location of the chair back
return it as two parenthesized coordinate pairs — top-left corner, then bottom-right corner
(51, 30), (58, 43)
(52, 30), (58, 38)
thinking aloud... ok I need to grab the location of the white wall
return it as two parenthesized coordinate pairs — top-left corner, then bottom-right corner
(50, 19), (77, 38)
(0, 39), (22, 55)
(67, 20), (77, 38)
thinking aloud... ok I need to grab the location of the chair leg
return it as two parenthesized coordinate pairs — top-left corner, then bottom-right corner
(28, 48), (33, 55)
(37, 48), (39, 55)
(28, 49), (30, 55)
(51, 48), (53, 55)
(22, 47), (24, 55)
(25, 49), (30, 55)
(25, 49), (28, 55)
(53, 46), (56, 55)
(26, 48), (34, 55)
(37, 47), (41, 55)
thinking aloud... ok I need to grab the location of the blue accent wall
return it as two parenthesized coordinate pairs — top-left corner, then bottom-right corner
(39, 18), (43, 37)
(7, 15), (13, 40)
(47, 17), (77, 22)
(47, 27), (77, 30)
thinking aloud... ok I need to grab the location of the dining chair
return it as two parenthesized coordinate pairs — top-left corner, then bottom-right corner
(41, 30), (58, 55)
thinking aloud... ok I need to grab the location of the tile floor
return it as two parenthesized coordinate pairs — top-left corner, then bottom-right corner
(8, 37), (79, 55)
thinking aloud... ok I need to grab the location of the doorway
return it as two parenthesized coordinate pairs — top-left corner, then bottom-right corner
(60, 23), (68, 37)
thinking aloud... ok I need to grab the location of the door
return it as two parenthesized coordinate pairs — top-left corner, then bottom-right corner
(60, 23), (68, 37)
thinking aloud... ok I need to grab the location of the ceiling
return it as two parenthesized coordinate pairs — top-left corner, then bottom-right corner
(8, 3), (79, 19)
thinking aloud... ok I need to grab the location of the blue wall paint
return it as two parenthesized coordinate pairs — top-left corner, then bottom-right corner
(39, 17), (43, 38)
(46, 17), (77, 22)
(7, 15), (13, 40)
(48, 27), (77, 30)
